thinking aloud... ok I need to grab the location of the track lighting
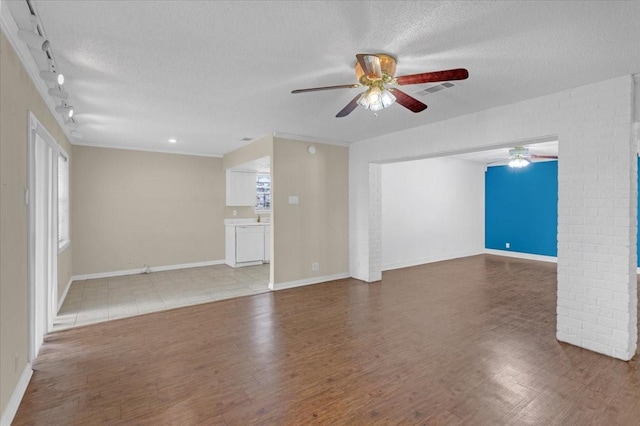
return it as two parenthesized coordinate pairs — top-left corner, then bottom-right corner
(18, 13), (81, 136)
(56, 105), (74, 118)
(40, 70), (64, 85)
(17, 29), (49, 52)
(65, 119), (79, 130)
(48, 88), (69, 100)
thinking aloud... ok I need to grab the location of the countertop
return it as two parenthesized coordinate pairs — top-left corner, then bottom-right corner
(224, 218), (270, 226)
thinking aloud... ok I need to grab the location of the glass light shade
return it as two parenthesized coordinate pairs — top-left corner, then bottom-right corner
(380, 89), (396, 108)
(508, 158), (530, 168)
(357, 87), (396, 112)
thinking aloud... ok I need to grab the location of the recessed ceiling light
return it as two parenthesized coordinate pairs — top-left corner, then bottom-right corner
(168, 138), (177, 143)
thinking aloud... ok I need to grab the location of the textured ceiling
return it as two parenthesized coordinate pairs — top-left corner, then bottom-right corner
(6, 1), (640, 156)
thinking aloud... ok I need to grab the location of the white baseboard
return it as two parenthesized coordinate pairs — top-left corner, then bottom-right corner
(484, 249), (557, 263)
(57, 277), (73, 312)
(484, 249), (640, 274)
(72, 259), (225, 281)
(382, 250), (485, 272)
(0, 363), (32, 426)
(269, 272), (350, 291)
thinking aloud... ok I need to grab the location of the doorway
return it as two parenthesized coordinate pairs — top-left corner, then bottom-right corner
(28, 112), (65, 359)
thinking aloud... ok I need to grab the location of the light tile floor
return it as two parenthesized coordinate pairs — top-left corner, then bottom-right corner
(53, 263), (270, 331)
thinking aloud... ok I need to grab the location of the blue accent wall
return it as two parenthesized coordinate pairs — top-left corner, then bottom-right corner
(485, 161), (558, 256)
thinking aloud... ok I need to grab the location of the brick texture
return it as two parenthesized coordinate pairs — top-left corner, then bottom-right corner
(556, 76), (637, 360)
(368, 164), (382, 282)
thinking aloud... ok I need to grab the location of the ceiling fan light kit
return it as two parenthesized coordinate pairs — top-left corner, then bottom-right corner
(292, 53), (469, 117)
(503, 146), (558, 168)
(357, 86), (396, 112)
(508, 158), (531, 168)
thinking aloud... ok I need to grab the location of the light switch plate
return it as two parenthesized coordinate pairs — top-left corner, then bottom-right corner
(288, 195), (299, 204)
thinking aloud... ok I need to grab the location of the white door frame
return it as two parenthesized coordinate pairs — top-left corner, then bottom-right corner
(28, 112), (60, 360)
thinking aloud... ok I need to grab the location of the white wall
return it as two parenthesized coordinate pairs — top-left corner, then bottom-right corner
(350, 75), (637, 361)
(381, 157), (484, 270)
(0, 30), (74, 420)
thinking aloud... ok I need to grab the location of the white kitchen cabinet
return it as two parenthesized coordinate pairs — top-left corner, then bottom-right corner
(226, 170), (257, 206)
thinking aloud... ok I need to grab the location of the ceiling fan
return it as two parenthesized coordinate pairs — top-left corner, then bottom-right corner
(492, 146), (558, 168)
(291, 53), (469, 118)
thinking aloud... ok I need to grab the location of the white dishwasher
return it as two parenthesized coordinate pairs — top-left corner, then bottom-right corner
(235, 225), (265, 263)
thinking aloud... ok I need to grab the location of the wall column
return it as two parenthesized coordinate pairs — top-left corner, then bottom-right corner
(368, 163), (382, 282)
(556, 75), (637, 360)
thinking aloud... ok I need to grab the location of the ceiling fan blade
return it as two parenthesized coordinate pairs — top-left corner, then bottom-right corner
(530, 155), (558, 159)
(395, 68), (469, 85)
(388, 88), (428, 113)
(291, 84), (360, 94)
(336, 93), (362, 118)
(356, 54), (382, 79)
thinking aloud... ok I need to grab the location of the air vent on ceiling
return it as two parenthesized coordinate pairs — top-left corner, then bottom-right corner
(417, 82), (456, 96)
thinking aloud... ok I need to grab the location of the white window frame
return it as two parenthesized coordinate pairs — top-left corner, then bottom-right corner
(57, 150), (70, 253)
(254, 173), (271, 213)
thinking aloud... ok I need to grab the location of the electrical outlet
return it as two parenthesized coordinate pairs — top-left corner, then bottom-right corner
(312, 262), (319, 271)
(505, 242), (510, 249)
(233, 210), (237, 216)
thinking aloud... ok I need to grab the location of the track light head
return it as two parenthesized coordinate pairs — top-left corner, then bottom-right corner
(40, 70), (64, 85)
(17, 29), (49, 52)
(48, 88), (69, 100)
(65, 119), (79, 130)
(55, 105), (74, 118)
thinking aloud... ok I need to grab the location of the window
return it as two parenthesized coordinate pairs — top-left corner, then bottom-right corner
(58, 153), (70, 251)
(255, 174), (270, 211)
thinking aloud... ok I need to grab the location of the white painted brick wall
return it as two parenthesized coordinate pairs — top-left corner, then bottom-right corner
(556, 76), (637, 360)
(368, 164), (382, 282)
(350, 75), (638, 360)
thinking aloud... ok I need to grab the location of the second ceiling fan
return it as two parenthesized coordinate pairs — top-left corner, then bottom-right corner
(292, 53), (469, 118)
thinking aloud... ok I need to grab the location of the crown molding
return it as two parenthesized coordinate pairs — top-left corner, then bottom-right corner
(0, 1), (75, 145)
(273, 131), (350, 147)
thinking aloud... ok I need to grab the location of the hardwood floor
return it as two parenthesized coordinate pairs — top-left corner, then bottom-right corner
(13, 255), (640, 425)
